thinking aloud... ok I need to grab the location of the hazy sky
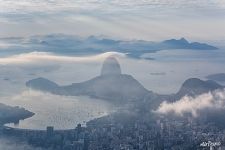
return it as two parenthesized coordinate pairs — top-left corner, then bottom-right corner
(0, 0), (225, 41)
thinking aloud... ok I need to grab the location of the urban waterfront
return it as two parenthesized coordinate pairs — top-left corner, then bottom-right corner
(2, 110), (225, 150)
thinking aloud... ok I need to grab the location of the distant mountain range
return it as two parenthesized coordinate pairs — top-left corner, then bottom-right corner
(161, 38), (217, 50)
(26, 56), (224, 107)
(0, 34), (218, 59)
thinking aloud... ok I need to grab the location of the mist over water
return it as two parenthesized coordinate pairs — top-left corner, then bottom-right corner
(3, 90), (114, 130)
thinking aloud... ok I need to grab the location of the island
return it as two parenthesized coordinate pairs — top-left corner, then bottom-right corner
(0, 103), (34, 125)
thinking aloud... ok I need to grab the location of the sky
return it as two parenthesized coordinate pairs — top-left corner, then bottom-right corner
(0, 0), (225, 41)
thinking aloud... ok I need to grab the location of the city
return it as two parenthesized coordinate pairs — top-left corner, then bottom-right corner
(1, 110), (225, 150)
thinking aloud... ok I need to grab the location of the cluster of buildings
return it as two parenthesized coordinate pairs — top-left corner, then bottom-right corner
(85, 114), (225, 150)
(1, 112), (225, 150)
(1, 124), (89, 150)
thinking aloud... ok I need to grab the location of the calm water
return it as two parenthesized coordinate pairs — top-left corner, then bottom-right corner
(3, 90), (114, 130)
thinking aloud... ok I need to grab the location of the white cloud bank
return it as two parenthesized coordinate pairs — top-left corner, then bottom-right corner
(0, 51), (125, 65)
(155, 89), (225, 117)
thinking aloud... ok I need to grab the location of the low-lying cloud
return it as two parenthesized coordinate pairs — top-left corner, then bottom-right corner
(0, 51), (125, 65)
(155, 89), (225, 117)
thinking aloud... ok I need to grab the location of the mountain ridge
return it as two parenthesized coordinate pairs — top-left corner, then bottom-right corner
(26, 57), (152, 104)
(173, 78), (224, 100)
(0, 34), (218, 59)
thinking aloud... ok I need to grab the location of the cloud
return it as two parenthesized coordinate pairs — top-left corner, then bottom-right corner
(155, 89), (225, 117)
(0, 51), (125, 65)
(0, 0), (225, 41)
(0, 0), (224, 15)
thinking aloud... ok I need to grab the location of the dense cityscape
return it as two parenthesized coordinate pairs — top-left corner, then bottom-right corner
(1, 109), (225, 150)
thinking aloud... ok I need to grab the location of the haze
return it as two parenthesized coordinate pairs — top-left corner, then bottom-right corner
(0, 0), (225, 41)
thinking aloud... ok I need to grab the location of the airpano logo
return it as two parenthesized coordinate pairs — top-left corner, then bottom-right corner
(200, 141), (221, 147)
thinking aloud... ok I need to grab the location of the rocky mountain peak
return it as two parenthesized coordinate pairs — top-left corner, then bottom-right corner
(101, 57), (121, 76)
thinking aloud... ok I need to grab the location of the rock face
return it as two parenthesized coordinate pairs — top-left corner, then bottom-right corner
(101, 57), (121, 76)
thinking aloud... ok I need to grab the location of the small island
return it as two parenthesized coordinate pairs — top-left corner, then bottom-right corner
(0, 103), (34, 126)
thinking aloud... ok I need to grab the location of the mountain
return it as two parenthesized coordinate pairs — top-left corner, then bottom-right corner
(174, 78), (223, 99)
(163, 37), (188, 44)
(101, 57), (122, 76)
(161, 38), (218, 50)
(26, 57), (224, 106)
(26, 57), (151, 103)
(27, 75), (150, 103)
(26, 77), (58, 92)
(206, 73), (225, 82)
(26, 56), (224, 107)
(59, 74), (150, 103)
(0, 34), (218, 59)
